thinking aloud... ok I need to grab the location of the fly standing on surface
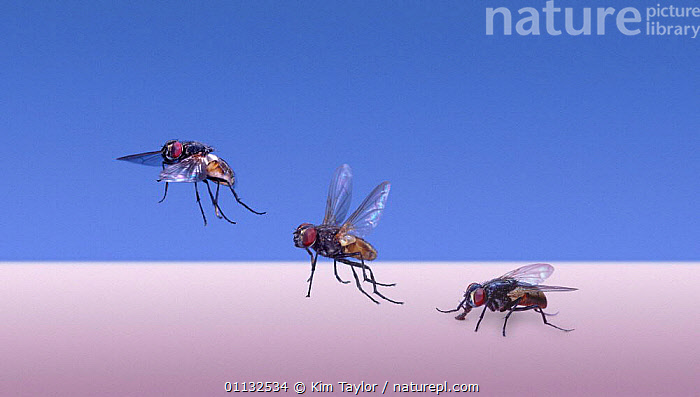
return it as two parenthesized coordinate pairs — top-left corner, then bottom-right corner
(293, 164), (401, 304)
(437, 263), (576, 336)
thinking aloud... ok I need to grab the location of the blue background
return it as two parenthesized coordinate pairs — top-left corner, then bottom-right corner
(1, 1), (697, 261)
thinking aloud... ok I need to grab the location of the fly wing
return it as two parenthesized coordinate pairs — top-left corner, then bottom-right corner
(531, 284), (578, 292)
(512, 284), (578, 293)
(116, 150), (163, 167)
(322, 164), (353, 226)
(157, 156), (206, 183)
(339, 181), (390, 239)
(498, 263), (554, 285)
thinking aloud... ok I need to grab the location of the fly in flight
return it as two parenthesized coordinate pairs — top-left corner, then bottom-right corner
(293, 164), (401, 304)
(117, 140), (265, 225)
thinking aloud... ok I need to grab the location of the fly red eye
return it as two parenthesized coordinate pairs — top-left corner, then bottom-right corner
(302, 228), (317, 247)
(169, 141), (183, 159)
(472, 288), (485, 306)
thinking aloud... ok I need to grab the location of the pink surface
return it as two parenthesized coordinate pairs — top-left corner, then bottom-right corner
(0, 262), (698, 396)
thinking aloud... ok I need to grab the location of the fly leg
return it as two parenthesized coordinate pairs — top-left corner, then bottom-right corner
(502, 305), (573, 336)
(500, 297), (531, 337)
(438, 300), (472, 321)
(305, 249), (318, 298)
(535, 307), (574, 333)
(338, 254), (395, 287)
(159, 182), (169, 203)
(214, 183), (233, 221)
(158, 163), (169, 203)
(333, 259), (350, 284)
(205, 181), (222, 218)
(229, 186), (266, 215)
(503, 298), (558, 336)
(455, 309), (469, 321)
(193, 182), (207, 226)
(357, 255), (396, 287)
(337, 258), (402, 304)
(474, 303), (490, 333)
(348, 264), (379, 304)
(204, 181), (236, 224)
(356, 259), (403, 304)
(436, 298), (466, 313)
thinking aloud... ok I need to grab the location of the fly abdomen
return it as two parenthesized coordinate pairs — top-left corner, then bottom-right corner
(340, 237), (377, 261)
(508, 288), (548, 309)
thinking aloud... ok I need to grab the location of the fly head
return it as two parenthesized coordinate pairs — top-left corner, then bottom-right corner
(465, 282), (486, 307)
(294, 223), (317, 248)
(161, 140), (183, 162)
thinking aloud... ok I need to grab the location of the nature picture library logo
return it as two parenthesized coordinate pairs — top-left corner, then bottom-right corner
(484, 0), (700, 38)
